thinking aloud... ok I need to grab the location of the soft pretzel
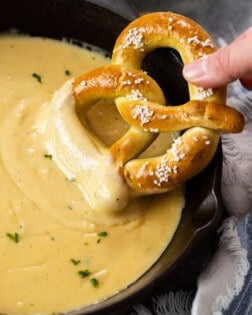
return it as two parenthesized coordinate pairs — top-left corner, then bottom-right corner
(46, 64), (165, 213)
(47, 11), (244, 212)
(111, 11), (244, 194)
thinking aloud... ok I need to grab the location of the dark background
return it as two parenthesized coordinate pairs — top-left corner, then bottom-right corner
(133, 0), (252, 44)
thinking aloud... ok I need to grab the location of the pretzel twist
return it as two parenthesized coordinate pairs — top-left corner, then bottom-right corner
(111, 12), (244, 194)
(47, 12), (244, 213)
(47, 64), (165, 213)
(73, 64), (165, 166)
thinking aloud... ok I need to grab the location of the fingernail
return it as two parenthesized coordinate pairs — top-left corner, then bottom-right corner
(183, 58), (208, 81)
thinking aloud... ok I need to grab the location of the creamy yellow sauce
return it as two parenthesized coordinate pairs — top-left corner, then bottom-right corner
(0, 35), (184, 315)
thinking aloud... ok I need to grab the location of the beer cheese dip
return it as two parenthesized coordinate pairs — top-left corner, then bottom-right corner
(0, 35), (184, 314)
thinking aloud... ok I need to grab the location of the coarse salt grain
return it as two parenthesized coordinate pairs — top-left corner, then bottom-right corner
(122, 77), (145, 86)
(188, 36), (200, 44)
(198, 52), (207, 59)
(170, 137), (186, 162)
(132, 105), (154, 126)
(121, 27), (146, 51)
(177, 19), (188, 27)
(152, 155), (182, 187)
(122, 80), (131, 86)
(126, 71), (136, 77)
(153, 161), (171, 187)
(197, 87), (214, 100)
(126, 89), (146, 101)
(173, 165), (178, 174)
(187, 36), (214, 48)
(134, 78), (144, 84)
(201, 38), (214, 48)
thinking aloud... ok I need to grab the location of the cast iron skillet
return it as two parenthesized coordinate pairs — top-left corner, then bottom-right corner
(0, 1), (223, 314)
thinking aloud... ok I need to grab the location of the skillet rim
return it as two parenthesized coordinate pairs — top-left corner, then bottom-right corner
(0, 1), (224, 313)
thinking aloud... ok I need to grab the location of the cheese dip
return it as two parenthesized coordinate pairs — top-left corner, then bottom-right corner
(0, 35), (184, 314)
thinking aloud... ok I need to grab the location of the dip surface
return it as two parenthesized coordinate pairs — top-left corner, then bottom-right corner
(0, 35), (184, 314)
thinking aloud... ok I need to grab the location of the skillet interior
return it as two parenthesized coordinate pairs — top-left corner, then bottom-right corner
(0, 0), (223, 314)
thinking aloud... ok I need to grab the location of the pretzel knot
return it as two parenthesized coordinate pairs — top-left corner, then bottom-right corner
(47, 12), (244, 213)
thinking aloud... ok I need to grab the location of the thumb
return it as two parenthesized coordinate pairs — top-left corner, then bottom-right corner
(183, 27), (252, 89)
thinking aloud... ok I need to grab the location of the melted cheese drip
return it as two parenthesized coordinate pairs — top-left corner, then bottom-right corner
(45, 80), (130, 214)
(0, 35), (185, 315)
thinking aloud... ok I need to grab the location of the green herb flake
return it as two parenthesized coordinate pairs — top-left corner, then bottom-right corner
(97, 231), (108, 237)
(70, 258), (81, 266)
(78, 269), (90, 278)
(6, 232), (19, 243)
(44, 153), (53, 160)
(90, 278), (99, 288)
(65, 69), (71, 76)
(32, 72), (42, 83)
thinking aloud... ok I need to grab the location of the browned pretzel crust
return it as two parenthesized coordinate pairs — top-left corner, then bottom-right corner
(124, 127), (220, 194)
(116, 99), (244, 133)
(73, 64), (165, 165)
(54, 12), (244, 206)
(74, 12), (244, 194)
(111, 11), (243, 194)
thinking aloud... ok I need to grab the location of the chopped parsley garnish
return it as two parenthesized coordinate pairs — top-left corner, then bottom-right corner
(44, 153), (53, 160)
(78, 269), (90, 278)
(65, 69), (71, 76)
(90, 278), (99, 288)
(32, 72), (42, 83)
(70, 258), (81, 265)
(96, 231), (108, 244)
(97, 231), (108, 237)
(6, 232), (19, 243)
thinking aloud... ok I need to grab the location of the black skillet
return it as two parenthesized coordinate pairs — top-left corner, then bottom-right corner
(0, 0), (224, 314)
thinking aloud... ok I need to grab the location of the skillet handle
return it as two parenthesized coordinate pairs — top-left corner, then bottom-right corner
(191, 143), (224, 231)
(86, 0), (139, 20)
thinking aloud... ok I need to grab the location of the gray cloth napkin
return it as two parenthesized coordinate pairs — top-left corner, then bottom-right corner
(191, 81), (252, 315)
(86, 0), (138, 20)
(190, 32), (252, 312)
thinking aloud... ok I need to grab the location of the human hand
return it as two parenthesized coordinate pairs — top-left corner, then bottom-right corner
(183, 27), (252, 90)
